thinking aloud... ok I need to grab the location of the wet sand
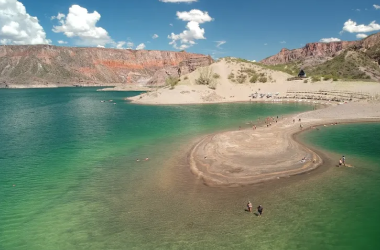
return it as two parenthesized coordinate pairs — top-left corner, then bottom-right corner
(188, 103), (380, 187)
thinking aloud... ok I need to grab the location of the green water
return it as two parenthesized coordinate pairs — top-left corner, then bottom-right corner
(0, 88), (379, 250)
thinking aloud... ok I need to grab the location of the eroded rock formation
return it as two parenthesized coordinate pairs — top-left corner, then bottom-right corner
(261, 41), (357, 65)
(0, 45), (212, 87)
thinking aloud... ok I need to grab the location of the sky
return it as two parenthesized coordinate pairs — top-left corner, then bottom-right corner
(1, 0), (380, 61)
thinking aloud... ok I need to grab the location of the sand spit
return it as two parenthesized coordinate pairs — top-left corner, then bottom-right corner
(188, 103), (380, 187)
(97, 85), (152, 92)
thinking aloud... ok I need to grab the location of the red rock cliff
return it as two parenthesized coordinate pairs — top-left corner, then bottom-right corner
(0, 45), (212, 86)
(261, 41), (357, 65)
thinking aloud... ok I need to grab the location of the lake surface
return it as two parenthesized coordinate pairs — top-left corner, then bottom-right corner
(0, 88), (379, 250)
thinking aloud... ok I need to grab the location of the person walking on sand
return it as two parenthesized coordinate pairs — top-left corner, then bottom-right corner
(339, 159), (343, 166)
(247, 201), (253, 212)
(342, 156), (346, 166)
(257, 205), (263, 216)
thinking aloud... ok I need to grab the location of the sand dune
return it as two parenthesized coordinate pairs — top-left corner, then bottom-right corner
(127, 58), (380, 105)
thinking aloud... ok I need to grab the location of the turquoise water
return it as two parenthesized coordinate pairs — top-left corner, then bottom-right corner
(0, 88), (379, 249)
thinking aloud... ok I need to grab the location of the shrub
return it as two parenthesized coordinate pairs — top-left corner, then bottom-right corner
(195, 67), (216, 89)
(166, 76), (179, 89)
(228, 72), (235, 79)
(184, 76), (188, 80)
(250, 74), (258, 83)
(241, 68), (257, 75)
(236, 74), (247, 83)
(311, 76), (320, 82)
(258, 76), (267, 83)
(323, 75), (333, 81)
(333, 77), (338, 81)
(213, 73), (220, 79)
(303, 79), (308, 83)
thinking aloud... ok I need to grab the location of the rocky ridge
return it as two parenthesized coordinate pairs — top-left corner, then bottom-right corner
(261, 41), (357, 66)
(0, 45), (212, 88)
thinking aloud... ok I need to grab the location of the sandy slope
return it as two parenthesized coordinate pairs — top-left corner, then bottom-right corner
(127, 59), (380, 105)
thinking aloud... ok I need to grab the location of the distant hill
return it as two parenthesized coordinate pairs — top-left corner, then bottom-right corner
(260, 32), (380, 81)
(0, 45), (212, 88)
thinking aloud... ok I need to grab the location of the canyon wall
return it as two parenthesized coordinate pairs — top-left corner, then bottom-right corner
(261, 41), (357, 65)
(0, 45), (212, 87)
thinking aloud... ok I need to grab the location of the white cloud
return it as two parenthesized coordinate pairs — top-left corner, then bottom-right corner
(176, 9), (213, 23)
(168, 9), (213, 50)
(356, 33), (368, 38)
(374, 4), (380, 9)
(97, 45), (105, 48)
(319, 37), (341, 43)
(152, 34), (159, 39)
(136, 43), (145, 50)
(116, 41), (126, 49)
(127, 42), (134, 48)
(159, 0), (198, 2)
(58, 40), (67, 44)
(0, 0), (51, 45)
(280, 41), (286, 44)
(215, 40), (226, 48)
(52, 5), (113, 46)
(342, 19), (380, 33)
(169, 23), (173, 26)
(51, 13), (65, 21)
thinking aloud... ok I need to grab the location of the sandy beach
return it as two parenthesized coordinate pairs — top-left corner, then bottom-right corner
(188, 102), (380, 187)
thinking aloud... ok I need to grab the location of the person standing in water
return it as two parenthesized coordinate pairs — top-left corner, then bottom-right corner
(257, 205), (263, 216)
(247, 201), (253, 212)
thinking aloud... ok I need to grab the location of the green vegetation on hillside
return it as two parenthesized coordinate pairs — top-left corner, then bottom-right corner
(306, 50), (377, 80)
(253, 62), (301, 75)
(166, 76), (179, 89)
(195, 66), (217, 89)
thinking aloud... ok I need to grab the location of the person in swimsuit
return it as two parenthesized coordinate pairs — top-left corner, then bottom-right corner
(257, 205), (263, 216)
(247, 201), (253, 212)
(342, 156), (346, 166)
(339, 159), (342, 166)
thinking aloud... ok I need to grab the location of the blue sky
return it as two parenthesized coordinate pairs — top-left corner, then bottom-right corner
(1, 0), (380, 60)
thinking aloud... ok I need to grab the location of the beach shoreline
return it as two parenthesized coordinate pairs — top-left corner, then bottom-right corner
(186, 103), (380, 187)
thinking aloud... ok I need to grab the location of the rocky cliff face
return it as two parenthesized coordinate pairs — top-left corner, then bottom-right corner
(0, 45), (212, 87)
(261, 41), (357, 65)
(148, 56), (214, 86)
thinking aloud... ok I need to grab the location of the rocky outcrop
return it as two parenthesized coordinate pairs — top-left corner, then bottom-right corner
(261, 41), (357, 65)
(148, 56), (213, 86)
(0, 45), (211, 87)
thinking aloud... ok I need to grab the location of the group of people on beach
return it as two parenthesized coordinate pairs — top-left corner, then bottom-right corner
(247, 201), (263, 216)
(136, 158), (149, 162)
